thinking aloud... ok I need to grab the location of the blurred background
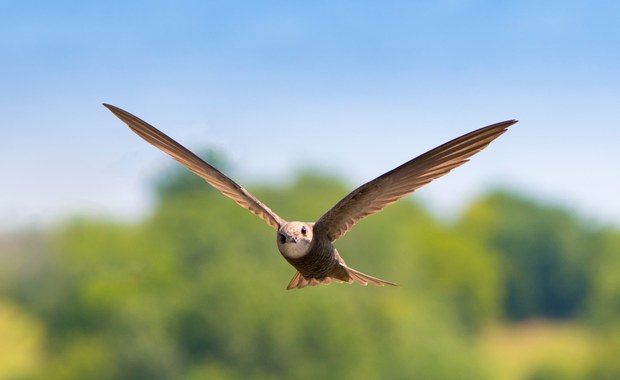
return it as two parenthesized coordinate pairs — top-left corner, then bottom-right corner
(1, 1), (619, 379)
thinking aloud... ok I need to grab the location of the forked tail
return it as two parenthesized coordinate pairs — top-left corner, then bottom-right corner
(286, 264), (398, 290)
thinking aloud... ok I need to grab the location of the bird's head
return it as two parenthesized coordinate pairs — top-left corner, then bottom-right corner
(277, 221), (314, 259)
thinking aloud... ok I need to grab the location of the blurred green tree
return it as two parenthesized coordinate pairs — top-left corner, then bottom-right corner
(1, 167), (497, 379)
(459, 190), (595, 320)
(585, 228), (620, 326)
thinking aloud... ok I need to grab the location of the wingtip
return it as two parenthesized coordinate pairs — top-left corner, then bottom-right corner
(102, 103), (116, 112)
(496, 119), (518, 126)
(505, 119), (519, 127)
(487, 119), (518, 131)
(102, 103), (128, 120)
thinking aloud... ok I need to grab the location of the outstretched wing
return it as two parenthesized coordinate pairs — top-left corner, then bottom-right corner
(314, 119), (517, 242)
(104, 103), (285, 230)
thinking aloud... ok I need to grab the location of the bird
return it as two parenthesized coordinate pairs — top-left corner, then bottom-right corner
(103, 103), (516, 290)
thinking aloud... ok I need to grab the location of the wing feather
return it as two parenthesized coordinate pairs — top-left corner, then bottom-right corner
(103, 104), (285, 230)
(314, 120), (517, 242)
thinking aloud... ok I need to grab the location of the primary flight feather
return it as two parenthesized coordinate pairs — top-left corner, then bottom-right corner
(104, 103), (516, 289)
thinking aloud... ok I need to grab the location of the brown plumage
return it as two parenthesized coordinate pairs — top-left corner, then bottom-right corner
(104, 103), (516, 290)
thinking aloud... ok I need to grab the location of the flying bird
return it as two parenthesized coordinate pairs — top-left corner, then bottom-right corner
(104, 103), (516, 289)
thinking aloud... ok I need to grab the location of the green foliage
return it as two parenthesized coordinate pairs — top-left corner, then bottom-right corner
(2, 169), (620, 379)
(1, 171), (496, 379)
(585, 229), (620, 326)
(459, 190), (596, 320)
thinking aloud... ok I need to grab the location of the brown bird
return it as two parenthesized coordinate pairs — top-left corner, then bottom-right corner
(104, 103), (516, 289)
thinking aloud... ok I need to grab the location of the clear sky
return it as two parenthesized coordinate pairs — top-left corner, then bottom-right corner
(1, 1), (619, 230)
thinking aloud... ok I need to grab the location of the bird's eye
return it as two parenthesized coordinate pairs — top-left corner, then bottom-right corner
(301, 226), (307, 235)
(279, 233), (286, 243)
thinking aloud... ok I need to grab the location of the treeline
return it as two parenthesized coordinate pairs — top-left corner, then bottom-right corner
(1, 166), (619, 379)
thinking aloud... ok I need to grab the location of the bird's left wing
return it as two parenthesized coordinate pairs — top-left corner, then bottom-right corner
(103, 103), (285, 230)
(314, 119), (517, 242)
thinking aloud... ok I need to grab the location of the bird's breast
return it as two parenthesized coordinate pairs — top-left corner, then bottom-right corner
(283, 239), (338, 278)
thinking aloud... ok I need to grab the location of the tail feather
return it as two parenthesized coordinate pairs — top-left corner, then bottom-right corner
(285, 266), (397, 290)
(343, 265), (398, 287)
(286, 271), (309, 290)
(286, 272), (338, 290)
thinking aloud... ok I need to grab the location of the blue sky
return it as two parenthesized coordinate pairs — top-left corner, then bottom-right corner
(1, 1), (619, 229)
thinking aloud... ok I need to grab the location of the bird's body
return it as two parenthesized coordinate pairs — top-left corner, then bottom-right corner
(104, 103), (516, 289)
(276, 221), (396, 288)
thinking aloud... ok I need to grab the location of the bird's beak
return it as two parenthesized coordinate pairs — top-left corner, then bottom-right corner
(289, 236), (299, 244)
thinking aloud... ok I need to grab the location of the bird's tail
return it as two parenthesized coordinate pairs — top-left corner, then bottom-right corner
(342, 265), (398, 287)
(286, 265), (398, 290)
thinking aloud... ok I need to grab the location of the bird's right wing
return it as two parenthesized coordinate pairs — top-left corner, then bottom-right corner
(314, 119), (517, 242)
(104, 103), (285, 230)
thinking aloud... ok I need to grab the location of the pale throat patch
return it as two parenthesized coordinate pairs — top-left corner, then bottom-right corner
(280, 239), (311, 259)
